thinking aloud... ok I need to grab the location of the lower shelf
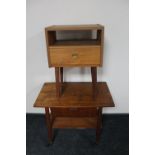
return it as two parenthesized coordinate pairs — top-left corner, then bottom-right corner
(52, 117), (97, 129)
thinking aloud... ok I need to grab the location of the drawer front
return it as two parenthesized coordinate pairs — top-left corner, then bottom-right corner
(49, 47), (101, 66)
(51, 107), (98, 117)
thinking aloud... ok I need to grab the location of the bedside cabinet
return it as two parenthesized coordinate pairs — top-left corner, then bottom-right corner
(45, 24), (104, 98)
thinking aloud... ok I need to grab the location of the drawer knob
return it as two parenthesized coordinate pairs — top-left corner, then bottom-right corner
(72, 53), (78, 59)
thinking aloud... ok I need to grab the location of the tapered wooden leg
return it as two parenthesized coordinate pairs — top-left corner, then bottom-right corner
(91, 67), (97, 99)
(45, 107), (52, 145)
(96, 108), (102, 144)
(60, 67), (63, 83)
(55, 67), (61, 98)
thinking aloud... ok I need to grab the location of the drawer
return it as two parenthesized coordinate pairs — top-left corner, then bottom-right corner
(51, 107), (98, 117)
(49, 47), (101, 66)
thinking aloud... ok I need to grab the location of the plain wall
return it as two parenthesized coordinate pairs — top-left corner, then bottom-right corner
(26, 0), (129, 113)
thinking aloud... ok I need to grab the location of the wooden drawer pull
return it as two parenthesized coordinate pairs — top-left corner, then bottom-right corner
(72, 53), (78, 59)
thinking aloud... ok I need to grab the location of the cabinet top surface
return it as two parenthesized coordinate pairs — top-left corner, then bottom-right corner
(34, 82), (114, 108)
(45, 24), (104, 31)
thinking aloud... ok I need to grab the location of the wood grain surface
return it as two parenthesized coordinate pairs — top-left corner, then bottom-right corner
(34, 82), (114, 108)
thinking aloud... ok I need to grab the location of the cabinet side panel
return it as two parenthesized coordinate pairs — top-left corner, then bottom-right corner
(97, 28), (104, 66)
(45, 29), (51, 67)
(101, 28), (104, 66)
(45, 30), (56, 67)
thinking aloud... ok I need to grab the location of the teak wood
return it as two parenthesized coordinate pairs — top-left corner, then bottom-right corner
(49, 46), (101, 66)
(33, 25), (114, 145)
(45, 24), (104, 98)
(45, 24), (104, 67)
(45, 24), (104, 31)
(34, 82), (114, 144)
(34, 82), (114, 108)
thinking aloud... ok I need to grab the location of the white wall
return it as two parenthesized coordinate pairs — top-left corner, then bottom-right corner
(26, 0), (129, 113)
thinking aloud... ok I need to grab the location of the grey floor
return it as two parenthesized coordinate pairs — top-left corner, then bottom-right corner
(26, 114), (129, 155)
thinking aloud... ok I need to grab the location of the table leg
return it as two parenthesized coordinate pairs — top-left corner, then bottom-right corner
(96, 108), (102, 144)
(45, 107), (53, 145)
(60, 67), (63, 83)
(91, 67), (97, 99)
(55, 67), (61, 98)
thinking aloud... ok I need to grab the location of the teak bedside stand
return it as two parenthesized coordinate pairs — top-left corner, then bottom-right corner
(34, 24), (114, 145)
(45, 24), (104, 98)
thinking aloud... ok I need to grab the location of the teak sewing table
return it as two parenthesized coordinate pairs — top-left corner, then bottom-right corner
(34, 82), (114, 144)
